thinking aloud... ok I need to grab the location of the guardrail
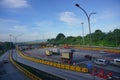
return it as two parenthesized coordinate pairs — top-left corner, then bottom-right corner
(71, 46), (120, 54)
(37, 45), (120, 53)
(9, 53), (42, 80)
(17, 49), (89, 73)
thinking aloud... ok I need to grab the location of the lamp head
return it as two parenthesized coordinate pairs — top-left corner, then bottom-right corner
(75, 4), (80, 7)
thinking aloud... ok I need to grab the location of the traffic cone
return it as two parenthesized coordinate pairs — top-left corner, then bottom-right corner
(107, 71), (113, 80)
(91, 68), (97, 76)
(103, 74), (108, 79)
(97, 69), (105, 78)
(107, 71), (112, 77)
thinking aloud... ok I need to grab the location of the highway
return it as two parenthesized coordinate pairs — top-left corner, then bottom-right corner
(1, 48), (119, 80)
(24, 48), (120, 78)
(0, 50), (30, 80)
(25, 48), (120, 72)
(12, 49), (103, 80)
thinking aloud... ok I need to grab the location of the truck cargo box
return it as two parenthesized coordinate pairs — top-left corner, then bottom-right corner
(61, 53), (70, 59)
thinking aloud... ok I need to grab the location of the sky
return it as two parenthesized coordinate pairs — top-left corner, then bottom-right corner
(0, 0), (120, 42)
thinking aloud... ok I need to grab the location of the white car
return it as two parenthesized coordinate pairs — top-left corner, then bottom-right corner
(94, 59), (109, 66)
(110, 58), (120, 66)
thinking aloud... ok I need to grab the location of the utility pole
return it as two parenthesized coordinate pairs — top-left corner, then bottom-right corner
(81, 22), (85, 47)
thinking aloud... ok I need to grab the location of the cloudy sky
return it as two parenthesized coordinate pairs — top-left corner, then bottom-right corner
(0, 0), (120, 42)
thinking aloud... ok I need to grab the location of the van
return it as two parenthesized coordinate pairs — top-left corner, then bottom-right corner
(110, 58), (120, 66)
(94, 59), (108, 66)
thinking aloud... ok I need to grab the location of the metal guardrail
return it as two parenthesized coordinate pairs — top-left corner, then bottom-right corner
(17, 50), (89, 73)
(9, 53), (42, 80)
(71, 46), (120, 53)
(35, 45), (120, 53)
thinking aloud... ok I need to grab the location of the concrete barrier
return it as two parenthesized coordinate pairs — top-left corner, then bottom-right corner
(9, 53), (42, 80)
(17, 50), (89, 73)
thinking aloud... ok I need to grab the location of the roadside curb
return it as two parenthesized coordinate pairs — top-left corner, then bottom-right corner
(9, 53), (42, 80)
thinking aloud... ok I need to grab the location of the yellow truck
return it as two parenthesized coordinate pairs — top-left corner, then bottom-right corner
(61, 53), (70, 59)
(61, 52), (73, 64)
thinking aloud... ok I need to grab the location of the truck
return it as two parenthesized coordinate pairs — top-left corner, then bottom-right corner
(52, 48), (60, 55)
(61, 52), (73, 64)
(45, 50), (52, 56)
(61, 53), (70, 59)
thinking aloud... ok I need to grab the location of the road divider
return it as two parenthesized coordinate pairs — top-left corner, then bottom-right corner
(9, 53), (42, 80)
(17, 49), (89, 73)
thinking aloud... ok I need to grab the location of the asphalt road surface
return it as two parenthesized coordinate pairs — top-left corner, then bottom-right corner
(24, 48), (120, 78)
(0, 50), (30, 80)
(13, 49), (103, 80)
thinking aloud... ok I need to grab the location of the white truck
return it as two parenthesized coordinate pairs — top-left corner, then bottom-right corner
(45, 50), (52, 56)
(52, 48), (60, 55)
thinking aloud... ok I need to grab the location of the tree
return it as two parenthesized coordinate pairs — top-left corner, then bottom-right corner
(65, 36), (76, 44)
(113, 29), (120, 46)
(56, 33), (65, 40)
(92, 29), (105, 45)
(47, 28), (120, 47)
(92, 30), (105, 41)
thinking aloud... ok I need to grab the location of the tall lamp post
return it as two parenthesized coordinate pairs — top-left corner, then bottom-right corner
(9, 34), (12, 54)
(75, 4), (96, 80)
(11, 34), (22, 61)
(9, 34), (12, 49)
(75, 4), (96, 47)
(115, 30), (118, 47)
(11, 34), (23, 45)
(81, 22), (85, 47)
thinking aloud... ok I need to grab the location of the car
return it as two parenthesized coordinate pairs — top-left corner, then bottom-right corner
(3, 60), (9, 64)
(110, 58), (120, 66)
(99, 50), (106, 53)
(94, 59), (109, 66)
(84, 55), (92, 60)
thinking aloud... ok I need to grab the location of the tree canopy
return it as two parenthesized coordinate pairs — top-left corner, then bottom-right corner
(47, 28), (120, 47)
(56, 33), (65, 40)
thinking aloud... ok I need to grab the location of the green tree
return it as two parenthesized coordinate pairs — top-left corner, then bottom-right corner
(92, 29), (105, 45)
(47, 28), (120, 47)
(113, 29), (120, 46)
(56, 33), (65, 40)
(64, 36), (76, 44)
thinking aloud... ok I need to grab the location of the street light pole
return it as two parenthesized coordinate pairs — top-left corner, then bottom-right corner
(9, 34), (12, 49)
(75, 4), (96, 80)
(115, 30), (118, 47)
(9, 34), (12, 54)
(81, 22), (85, 47)
(11, 34), (22, 61)
(75, 4), (96, 47)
